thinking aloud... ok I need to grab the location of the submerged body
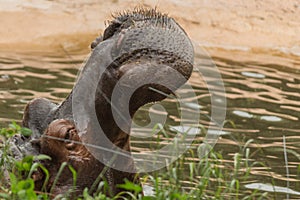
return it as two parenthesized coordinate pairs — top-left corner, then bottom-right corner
(13, 8), (194, 197)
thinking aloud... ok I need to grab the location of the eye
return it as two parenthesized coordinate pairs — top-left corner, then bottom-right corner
(64, 130), (70, 140)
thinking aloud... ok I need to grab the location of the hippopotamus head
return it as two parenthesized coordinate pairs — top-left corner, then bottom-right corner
(18, 8), (194, 197)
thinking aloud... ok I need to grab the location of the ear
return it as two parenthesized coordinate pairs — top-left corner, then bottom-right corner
(22, 98), (57, 137)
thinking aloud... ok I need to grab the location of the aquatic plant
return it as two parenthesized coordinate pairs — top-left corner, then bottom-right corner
(0, 122), (274, 199)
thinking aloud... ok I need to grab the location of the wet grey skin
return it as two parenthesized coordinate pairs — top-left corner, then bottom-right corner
(12, 8), (194, 197)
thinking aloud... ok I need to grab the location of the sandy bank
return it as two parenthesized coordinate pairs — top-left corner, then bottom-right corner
(0, 0), (299, 56)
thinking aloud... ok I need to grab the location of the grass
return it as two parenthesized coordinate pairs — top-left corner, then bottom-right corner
(0, 122), (271, 199)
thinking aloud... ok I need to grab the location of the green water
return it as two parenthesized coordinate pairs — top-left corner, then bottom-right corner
(0, 51), (299, 198)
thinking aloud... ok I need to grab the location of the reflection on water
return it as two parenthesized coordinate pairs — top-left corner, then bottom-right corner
(0, 51), (299, 198)
(0, 53), (83, 125)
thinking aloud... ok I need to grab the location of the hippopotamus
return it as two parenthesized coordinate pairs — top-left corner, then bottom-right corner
(12, 8), (194, 198)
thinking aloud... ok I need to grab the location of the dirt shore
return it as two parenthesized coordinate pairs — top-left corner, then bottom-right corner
(0, 0), (299, 57)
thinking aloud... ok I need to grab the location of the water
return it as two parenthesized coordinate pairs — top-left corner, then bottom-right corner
(0, 50), (299, 198)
